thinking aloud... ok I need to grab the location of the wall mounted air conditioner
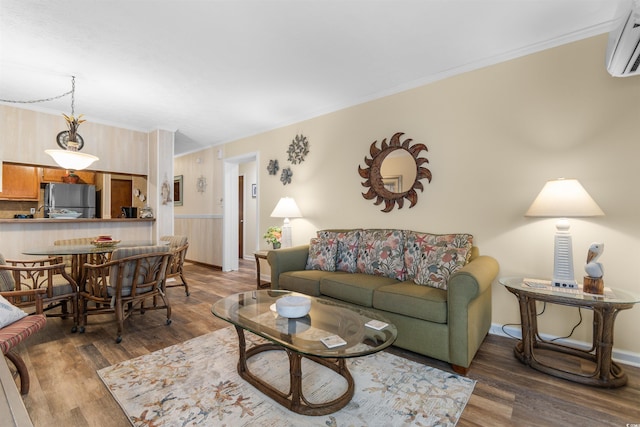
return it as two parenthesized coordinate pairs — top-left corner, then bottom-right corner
(606, 1), (640, 77)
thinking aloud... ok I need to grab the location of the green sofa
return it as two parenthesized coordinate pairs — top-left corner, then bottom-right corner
(267, 229), (499, 373)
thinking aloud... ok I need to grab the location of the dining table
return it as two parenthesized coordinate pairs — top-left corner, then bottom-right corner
(22, 241), (160, 283)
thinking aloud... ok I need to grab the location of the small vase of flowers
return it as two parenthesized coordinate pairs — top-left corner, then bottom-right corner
(263, 226), (282, 249)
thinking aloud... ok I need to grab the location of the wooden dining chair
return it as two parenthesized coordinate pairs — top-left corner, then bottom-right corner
(54, 237), (108, 280)
(160, 235), (190, 296)
(0, 288), (47, 395)
(0, 253), (78, 332)
(78, 246), (173, 343)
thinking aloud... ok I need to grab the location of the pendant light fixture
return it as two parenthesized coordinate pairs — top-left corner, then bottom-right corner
(45, 76), (99, 171)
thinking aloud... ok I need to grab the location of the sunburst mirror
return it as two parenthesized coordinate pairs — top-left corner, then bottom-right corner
(358, 132), (432, 212)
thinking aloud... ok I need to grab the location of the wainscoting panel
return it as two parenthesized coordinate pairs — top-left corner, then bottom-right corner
(175, 215), (223, 267)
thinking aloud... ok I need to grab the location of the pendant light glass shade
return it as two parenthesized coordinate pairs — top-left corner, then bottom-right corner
(45, 149), (99, 170)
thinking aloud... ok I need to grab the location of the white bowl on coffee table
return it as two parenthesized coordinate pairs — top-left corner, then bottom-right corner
(275, 295), (311, 318)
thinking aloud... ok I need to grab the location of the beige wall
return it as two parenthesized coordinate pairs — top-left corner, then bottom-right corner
(219, 34), (640, 358)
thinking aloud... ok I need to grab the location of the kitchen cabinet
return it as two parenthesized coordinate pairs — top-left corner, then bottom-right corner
(41, 167), (95, 185)
(0, 164), (39, 200)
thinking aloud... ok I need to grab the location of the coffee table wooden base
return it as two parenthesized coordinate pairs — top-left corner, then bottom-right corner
(234, 326), (355, 416)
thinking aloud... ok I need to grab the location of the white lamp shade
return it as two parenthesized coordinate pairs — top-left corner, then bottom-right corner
(270, 197), (302, 218)
(525, 179), (604, 218)
(45, 149), (99, 170)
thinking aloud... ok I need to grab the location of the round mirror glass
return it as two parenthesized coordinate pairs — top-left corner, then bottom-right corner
(380, 149), (417, 194)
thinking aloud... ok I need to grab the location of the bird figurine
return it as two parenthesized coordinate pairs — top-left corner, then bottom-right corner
(584, 242), (604, 278)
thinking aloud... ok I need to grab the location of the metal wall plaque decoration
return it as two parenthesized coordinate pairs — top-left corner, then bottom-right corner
(287, 134), (309, 164)
(358, 132), (432, 212)
(280, 167), (293, 185)
(267, 159), (279, 175)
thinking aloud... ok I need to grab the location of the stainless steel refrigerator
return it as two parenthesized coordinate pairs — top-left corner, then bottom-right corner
(44, 183), (96, 218)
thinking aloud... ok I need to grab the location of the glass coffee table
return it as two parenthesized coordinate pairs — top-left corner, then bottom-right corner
(211, 290), (397, 415)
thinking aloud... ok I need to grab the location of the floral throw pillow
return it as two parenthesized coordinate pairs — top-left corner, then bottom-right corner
(317, 230), (361, 273)
(414, 246), (470, 290)
(356, 229), (405, 280)
(404, 231), (473, 281)
(305, 237), (337, 271)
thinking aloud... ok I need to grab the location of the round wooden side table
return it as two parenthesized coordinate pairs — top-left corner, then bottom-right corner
(500, 277), (639, 388)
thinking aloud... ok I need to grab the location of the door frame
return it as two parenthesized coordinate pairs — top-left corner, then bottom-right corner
(223, 152), (258, 272)
(238, 174), (244, 258)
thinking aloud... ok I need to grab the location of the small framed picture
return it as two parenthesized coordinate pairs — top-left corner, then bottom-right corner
(251, 183), (257, 198)
(174, 175), (183, 206)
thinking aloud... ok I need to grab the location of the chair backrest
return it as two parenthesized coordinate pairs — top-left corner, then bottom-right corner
(54, 237), (99, 267)
(0, 253), (15, 292)
(160, 235), (188, 248)
(167, 243), (189, 275)
(109, 246), (172, 296)
(54, 237), (96, 246)
(0, 255), (70, 309)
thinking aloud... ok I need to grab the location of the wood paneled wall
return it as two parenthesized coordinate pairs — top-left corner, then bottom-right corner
(175, 215), (223, 267)
(1, 106), (148, 175)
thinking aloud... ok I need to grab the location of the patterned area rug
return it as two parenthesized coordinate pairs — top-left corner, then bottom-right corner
(98, 327), (475, 426)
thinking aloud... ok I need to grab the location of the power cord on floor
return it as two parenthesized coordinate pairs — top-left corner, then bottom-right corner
(500, 302), (583, 341)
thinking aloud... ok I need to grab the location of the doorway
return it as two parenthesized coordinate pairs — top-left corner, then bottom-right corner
(238, 175), (244, 258)
(222, 152), (258, 272)
(111, 179), (132, 218)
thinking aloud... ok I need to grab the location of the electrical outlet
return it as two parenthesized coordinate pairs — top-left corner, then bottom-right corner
(30, 208), (36, 214)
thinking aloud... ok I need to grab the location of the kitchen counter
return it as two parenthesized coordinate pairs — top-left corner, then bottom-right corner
(0, 218), (155, 224)
(0, 218), (156, 259)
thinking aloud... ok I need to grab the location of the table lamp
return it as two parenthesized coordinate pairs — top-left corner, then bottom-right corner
(525, 178), (604, 288)
(270, 197), (302, 248)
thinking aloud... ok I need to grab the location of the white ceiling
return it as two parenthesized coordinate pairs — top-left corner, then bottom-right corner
(0, 0), (629, 156)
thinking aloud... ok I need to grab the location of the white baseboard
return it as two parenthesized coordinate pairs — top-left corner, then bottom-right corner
(490, 323), (640, 368)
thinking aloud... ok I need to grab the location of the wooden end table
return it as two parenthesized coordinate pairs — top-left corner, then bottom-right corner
(500, 277), (639, 388)
(253, 250), (270, 289)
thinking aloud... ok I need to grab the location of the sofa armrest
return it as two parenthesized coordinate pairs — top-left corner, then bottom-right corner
(267, 245), (310, 289)
(448, 255), (498, 303)
(447, 255), (499, 368)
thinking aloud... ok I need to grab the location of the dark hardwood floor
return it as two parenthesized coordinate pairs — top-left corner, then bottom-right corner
(10, 259), (640, 426)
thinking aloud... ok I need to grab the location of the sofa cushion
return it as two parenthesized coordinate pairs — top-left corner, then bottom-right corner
(404, 231), (473, 281)
(356, 229), (405, 280)
(373, 282), (448, 324)
(279, 270), (338, 296)
(318, 230), (361, 273)
(320, 273), (397, 307)
(305, 237), (337, 272)
(414, 246), (469, 290)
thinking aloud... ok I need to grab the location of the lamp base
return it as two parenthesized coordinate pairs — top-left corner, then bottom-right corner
(552, 223), (577, 289)
(552, 278), (578, 289)
(281, 220), (293, 248)
(583, 276), (604, 295)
